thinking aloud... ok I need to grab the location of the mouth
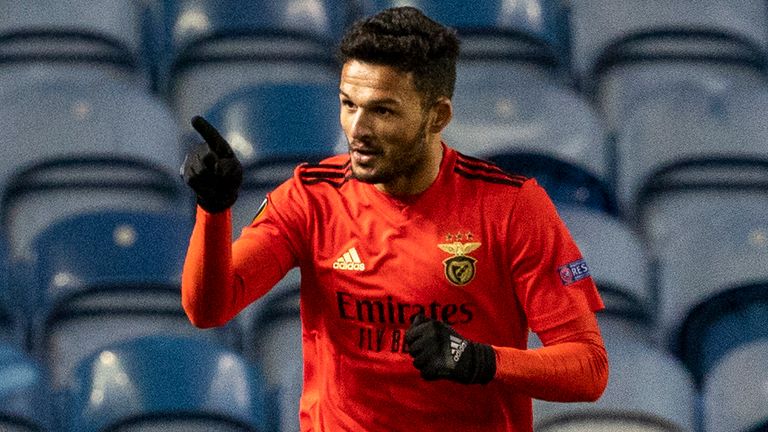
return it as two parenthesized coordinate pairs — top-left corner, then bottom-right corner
(350, 144), (383, 165)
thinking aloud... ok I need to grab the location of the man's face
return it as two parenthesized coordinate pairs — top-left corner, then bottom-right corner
(339, 60), (433, 189)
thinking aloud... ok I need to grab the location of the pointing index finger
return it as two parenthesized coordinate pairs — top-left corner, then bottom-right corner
(191, 115), (234, 158)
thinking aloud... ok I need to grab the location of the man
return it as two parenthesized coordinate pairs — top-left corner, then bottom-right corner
(181, 6), (608, 432)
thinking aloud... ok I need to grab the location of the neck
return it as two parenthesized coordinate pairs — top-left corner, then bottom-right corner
(375, 135), (444, 196)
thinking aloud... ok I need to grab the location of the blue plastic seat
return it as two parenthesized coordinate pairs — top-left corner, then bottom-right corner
(703, 340), (768, 432)
(242, 284), (301, 432)
(62, 335), (272, 432)
(614, 83), (768, 215)
(0, 78), (185, 262)
(159, 0), (348, 118)
(488, 152), (618, 216)
(676, 281), (768, 386)
(0, 1), (151, 88)
(570, 0), (768, 131)
(558, 205), (653, 322)
(447, 61), (610, 181)
(360, 0), (570, 75)
(27, 210), (236, 392)
(0, 341), (52, 431)
(534, 314), (696, 432)
(637, 159), (768, 349)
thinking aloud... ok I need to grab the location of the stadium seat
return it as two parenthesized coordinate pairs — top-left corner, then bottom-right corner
(0, 234), (21, 345)
(558, 205), (654, 321)
(200, 83), (342, 234)
(569, 0), (768, 132)
(360, 0), (570, 76)
(0, 78), (185, 262)
(534, 313), (696, 432)
(703, 340), (768, 432)
(446, 60), (611, 182)
(202, 83), (342, 165)
(61, 335), (272, 432)
(0, 341), (52, 431)
(637, 159), (768, 348)
(0, 1), (150, 88)
(488, 153), (618, 216)
(27, 210), (236, 392)
(159, 0), (348, 123)
(676, 280), (768, 386)
(614, 83), (768, 215)
(242, 284), (301, 432)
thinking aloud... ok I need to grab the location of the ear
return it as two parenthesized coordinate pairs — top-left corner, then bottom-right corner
(428, 97), (453, 134)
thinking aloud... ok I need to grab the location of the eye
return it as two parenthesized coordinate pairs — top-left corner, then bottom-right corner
(340, 98), (355, 109)
(374, 106), (392, 115)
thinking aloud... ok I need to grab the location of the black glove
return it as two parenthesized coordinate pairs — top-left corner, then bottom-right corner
(405, 314), (496, 384)
(181, 116), (243, 213)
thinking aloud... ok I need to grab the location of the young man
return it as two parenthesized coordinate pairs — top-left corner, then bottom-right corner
(181, 7), (608, 432)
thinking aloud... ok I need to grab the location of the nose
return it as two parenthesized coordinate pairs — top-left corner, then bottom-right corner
(348, 110), (372, 141)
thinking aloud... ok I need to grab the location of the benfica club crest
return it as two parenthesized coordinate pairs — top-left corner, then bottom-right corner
(437, 241), (481, 286)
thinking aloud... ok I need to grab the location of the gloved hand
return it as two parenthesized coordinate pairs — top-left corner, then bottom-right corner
(181, 116), (243, 213)
(405, 314), (496, 384)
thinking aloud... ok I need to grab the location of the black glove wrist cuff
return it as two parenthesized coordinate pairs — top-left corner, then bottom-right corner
(197, 192), (238, 214)
(471, 342), (497, 384)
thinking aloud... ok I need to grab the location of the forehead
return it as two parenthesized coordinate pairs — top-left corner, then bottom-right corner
(339, 60), (422, 104)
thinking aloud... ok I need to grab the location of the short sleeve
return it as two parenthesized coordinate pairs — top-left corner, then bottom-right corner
(508, 179), (604, 333)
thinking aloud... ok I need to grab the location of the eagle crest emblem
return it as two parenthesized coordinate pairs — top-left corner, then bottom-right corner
(437, 241), (481, 286)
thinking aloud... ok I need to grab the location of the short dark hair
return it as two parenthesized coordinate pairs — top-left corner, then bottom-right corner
(338, 7), (460, 106)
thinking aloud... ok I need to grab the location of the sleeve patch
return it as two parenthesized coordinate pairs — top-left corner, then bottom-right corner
(251, 197), (268, 224)
(558, 259), (591, 286)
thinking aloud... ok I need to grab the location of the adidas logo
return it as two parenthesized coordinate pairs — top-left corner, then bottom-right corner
(333, 247), (366, 271)
(450, 335), (468, 362)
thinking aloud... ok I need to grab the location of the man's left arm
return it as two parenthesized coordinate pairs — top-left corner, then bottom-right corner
(405, 312), (608, 401)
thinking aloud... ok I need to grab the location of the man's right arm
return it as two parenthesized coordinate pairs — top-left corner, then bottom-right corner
(181, 204), (297, 328)
(180, 116), (300, 328)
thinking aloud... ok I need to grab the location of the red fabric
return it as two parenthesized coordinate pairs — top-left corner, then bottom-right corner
(493, 313), (608, 403)
(182, 145), (606, 431)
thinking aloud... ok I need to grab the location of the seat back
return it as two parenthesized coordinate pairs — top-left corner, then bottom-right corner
(360, 0), (570, 71)
(243, 285), (301, 432)
(0, 341), (52, 431)
(534, 314), (696, 432)
(676, 281), (768, 386)
(447, 60), (610, 180)
(63, 335), (271, 432)
(703, 340), (768, 432)
(0, 1), (147, 83)
(559, 205), (653, 321)
(0, 79), (184, 261)
(637, 160), (768, 346)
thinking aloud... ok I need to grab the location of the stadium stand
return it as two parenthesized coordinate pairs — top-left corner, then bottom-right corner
(201, 83), (342, 234)
(0, 78), (185, 264)
(445, 61), (611, 181)
(61, 335), (272, 432)
(637, 158), (768, 349)
(242, 284), (302, 432)
(0, 341), (52, 431)
(534, 313), (696, 432)
(569, 0), (768, 132)
(703, 340), (768, 432)
(614, 82), (768, 215)
(158, 0), (347, 128)
(0, 1), (152, 89)
(360, 0), (571, 78)
(676, 280), (768, 387)
(559, 205), (654, 322)
(27, 210), (236, 393)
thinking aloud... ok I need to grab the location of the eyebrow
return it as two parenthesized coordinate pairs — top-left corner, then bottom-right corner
(338, 90), (400, 106)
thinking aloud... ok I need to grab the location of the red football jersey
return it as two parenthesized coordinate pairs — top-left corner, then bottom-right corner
(217, 145), (604, 431)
